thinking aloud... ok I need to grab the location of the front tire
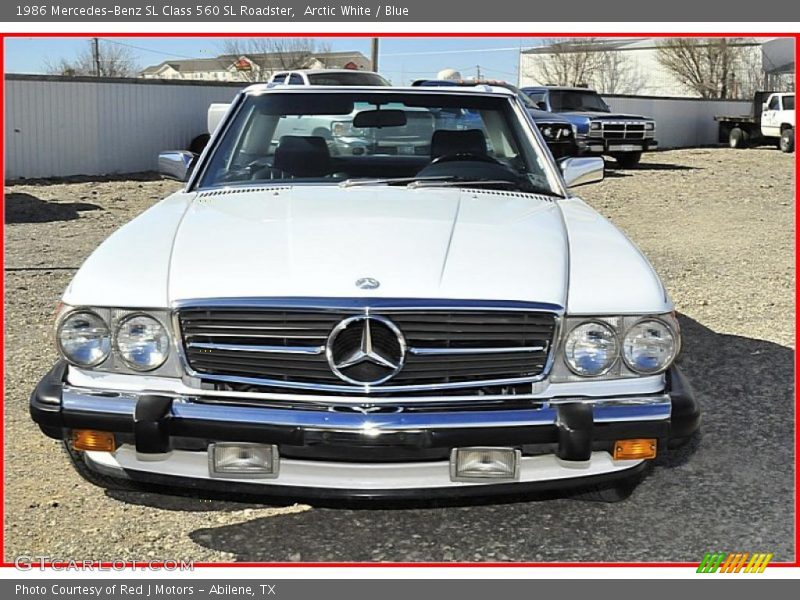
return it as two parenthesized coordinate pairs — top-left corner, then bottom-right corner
(780, 128), (794, 153)
(612, 151), (642, 168)
(62, 440), (142, 492)
(729, 127), (749, 149)
(570, 480), (638, 503)
(569, 464), (649, 502)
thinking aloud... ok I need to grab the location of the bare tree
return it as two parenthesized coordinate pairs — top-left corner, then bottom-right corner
(656, 38), (761, 99)
(44, 40), (136, 77)
(526, 38), (604, 88)
(219, 38), (333, 82)
(525, 38), (645, 94)
(594, 51), (646, 95)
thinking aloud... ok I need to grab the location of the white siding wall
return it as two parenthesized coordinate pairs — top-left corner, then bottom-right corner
(4, 77), (754, 179)
(603, 95), (752, 148)
(4, 77), (242, 179)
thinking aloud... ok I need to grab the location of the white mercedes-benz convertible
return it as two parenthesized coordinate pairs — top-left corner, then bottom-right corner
(31, 84), (699, 502)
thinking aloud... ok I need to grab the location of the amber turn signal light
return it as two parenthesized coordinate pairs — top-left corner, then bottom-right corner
(71, 430), (116, 452)
(613, 438), (657, 460)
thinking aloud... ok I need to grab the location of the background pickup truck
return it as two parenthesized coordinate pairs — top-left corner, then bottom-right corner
(715, 91), (795, 153)
(520, 86), (657, 168)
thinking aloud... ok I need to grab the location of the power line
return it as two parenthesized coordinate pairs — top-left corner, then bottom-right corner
(382, 45), (537, 57)
(98, 38), (203, 60)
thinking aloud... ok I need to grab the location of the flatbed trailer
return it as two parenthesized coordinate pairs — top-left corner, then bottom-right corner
(715, 90), (795, 152)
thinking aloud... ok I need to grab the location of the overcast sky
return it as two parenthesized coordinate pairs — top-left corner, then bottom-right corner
(3, 36), (547, 85)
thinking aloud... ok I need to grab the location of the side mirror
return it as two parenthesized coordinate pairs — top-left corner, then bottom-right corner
(559, 156), (604, 188)
(536, 101), (548, 111)
(762, 102), (770, 111)
(158, 151), (196, 182)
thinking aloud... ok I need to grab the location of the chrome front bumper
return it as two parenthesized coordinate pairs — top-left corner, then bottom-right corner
(31, 361), (699, 497)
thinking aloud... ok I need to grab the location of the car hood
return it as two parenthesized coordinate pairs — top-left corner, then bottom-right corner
(167, 185), (569, 306)
(560, 112), (652, 121)
(526, 108), (573, 124)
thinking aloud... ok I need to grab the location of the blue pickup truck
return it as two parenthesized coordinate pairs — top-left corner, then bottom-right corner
(521, 86), (657, 167)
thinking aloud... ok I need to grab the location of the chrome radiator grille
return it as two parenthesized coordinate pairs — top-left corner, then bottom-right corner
(177, 303), (558, 392)
(589, 121), (653, 140)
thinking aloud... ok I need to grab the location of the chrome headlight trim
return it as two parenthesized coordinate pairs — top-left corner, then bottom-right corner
(113, 312), (171, 372)
(55, 304), (180, 377)
(56, 309), (112, 368)
(551, 313), (680, 382)
(621, 316), (680, 375)
(563, 320), (620, 377)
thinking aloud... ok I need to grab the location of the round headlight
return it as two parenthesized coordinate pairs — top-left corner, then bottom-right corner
(623, 319), (677, 374)
(564, 321), (619, 376)
(115, 315), (170, 371)
(58, 311), (111, 367)
(542, 126), (553, 138)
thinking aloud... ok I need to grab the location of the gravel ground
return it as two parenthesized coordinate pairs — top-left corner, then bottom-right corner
(3, 148), (795, 563)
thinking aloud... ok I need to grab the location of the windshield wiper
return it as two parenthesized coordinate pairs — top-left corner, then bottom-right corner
(341, 175), (562, 197)
(409, 177), (563, 197)
(339, 175), (456, 188)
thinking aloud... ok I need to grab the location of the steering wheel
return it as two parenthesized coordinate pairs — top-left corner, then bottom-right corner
(430, 152), (504, 166)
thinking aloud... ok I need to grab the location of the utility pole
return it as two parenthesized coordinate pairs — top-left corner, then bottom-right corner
(476, 64), (482, 80)
(371, 38), (379, 72)
(92, 37), (101, 77)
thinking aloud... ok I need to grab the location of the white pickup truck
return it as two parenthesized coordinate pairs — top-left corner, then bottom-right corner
(715, 91), (795, 153)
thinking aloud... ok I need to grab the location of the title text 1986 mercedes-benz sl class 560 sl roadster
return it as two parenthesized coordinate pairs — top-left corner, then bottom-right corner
(30, 84), (700, 502)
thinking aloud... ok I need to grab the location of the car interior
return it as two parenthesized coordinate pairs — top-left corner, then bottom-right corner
(196, 93), (551, 191)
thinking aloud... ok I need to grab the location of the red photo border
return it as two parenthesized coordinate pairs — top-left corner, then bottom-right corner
(0, 30), (797, 570)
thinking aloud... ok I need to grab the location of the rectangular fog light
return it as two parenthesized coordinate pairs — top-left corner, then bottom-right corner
(613, 439), (657, 461)
(450, 447), (520, 482)
(209, 443), (279, 479)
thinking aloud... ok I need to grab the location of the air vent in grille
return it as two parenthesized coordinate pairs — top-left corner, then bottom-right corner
(178, 304), (558, 392)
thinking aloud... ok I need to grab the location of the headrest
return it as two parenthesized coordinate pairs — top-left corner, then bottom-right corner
(430, 129), (487, 159)
(274, 135), (331, 177)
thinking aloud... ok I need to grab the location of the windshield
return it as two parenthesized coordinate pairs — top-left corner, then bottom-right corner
(783, 95), (795, 110)
(307, 72), (389, 86)
(197, 91), (557, 194)
(549, 90), (610, 112)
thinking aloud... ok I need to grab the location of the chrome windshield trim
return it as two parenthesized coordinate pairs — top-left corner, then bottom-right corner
(408, 345), (547, 356)
(187, 342), (325, 355)
(61, 387), (671, 431)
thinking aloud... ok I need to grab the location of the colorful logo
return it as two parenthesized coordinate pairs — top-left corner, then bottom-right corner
(697, 552), (773, 573)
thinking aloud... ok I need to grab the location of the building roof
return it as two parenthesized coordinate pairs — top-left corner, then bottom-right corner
(139, 51), (369, 76)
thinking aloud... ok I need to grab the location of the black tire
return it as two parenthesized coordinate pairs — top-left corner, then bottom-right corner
(62, 440), (142, 492)
(612, 151), (642, 168)
(780, 128), (794, 153)
(569, 465), (648, 503)
(188, 133), (210, 155)
(728, 127), (749, 149)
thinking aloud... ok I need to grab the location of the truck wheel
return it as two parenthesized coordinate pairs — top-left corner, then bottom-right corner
(728, 127), (749, 149)
(62, 440), (143, 492)
(612, 152), (642, 168)
(780, 128), (794, 153)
